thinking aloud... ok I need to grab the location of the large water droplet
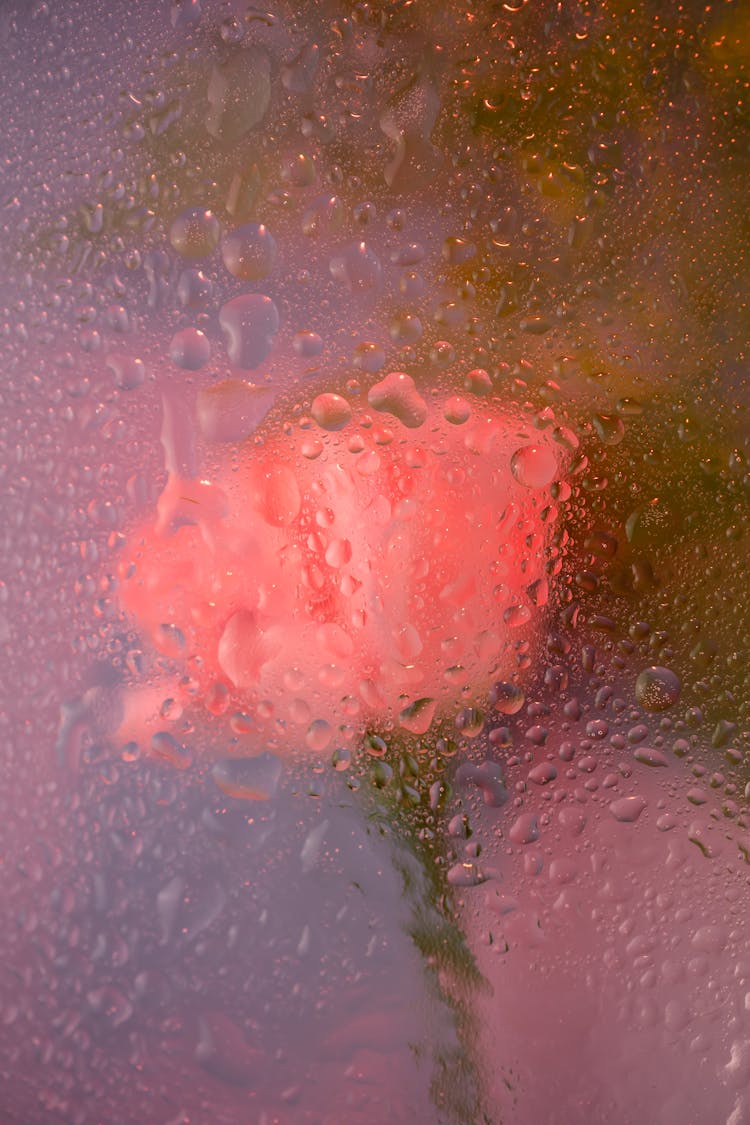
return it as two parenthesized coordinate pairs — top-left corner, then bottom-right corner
(367, 371), (427, 429)
(398, 697), (437, 736)
(170, 327), (211, 370)
(508, 812), (540, 844)
(329, 241), (382, 292)
(490, 682), (525, 714)
(219, 294), (279, 369)
(510, 443), (559, 488)
(105, 353), (146, 390)
(169, 207), (221, 259)
(609, 795), (648, 823)
(311, 393), (352, 431)
(447, 862), (487, 887)
(221, 222), (277, 280)
(635, 666), (681, 712)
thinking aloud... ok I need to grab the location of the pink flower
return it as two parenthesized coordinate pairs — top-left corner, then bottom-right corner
(118, 387), (565, 755)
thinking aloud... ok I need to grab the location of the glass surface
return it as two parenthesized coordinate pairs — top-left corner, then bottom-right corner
(1, 2), (748, 1122)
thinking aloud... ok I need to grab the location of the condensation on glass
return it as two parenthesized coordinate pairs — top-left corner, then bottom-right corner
(0, 1), (748, 1123)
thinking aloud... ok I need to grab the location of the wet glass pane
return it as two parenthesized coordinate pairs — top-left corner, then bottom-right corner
(1, 1), (748, 1122)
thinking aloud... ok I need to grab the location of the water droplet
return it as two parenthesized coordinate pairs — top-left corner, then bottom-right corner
(489, 681), (525, 715)
(331, 747), (351, 771)
(390, 311), (425, 347)
(593, 412), (625, 445)
(442, 236), (476, 265)
(219, 14), (243, 43)
(635, 666), (681, 712)
(281, 41), (320, 94)
(398, 697), (437, 735)
(221, 222), (277, 281)
(323, 538), (352, 568)
(443, 396), (471, 425)
(508, 812), (540, 844)
(305, 719), (332, 752)
(154, 622), (186, 656)
(390, 241), (425, 265)
(712, 719), (738, 748)
(282, 151), (317, 188)
(371, 760), (394, 788)
(177, 268), (213, 308)
(300, 819), (329, 872)
(634, 746), (670, 767)
(609, 795), (648, 823)
(510, 443), (559, 488)
(311, 393), (352, 431)
(352, 340), (386, 372)
(293, 330), (323, 357)
(105, 353), (146, 390)
(169, 207), (221, 259)
(301, 193), (345, 237)
(169, 327), (211, 370)
(447, 862), (487, 887)
(364, 734), (388, 758)
(86, 986), (133, 1028)
(503, 604), (532, 628)
(329, 241), (382, 292)
(219, 294), (279, 369)
(455, 707), (485, 737)
(367, 371), (427, 429)
(455, 761), (507, 807)
(528, 762), (557, 784)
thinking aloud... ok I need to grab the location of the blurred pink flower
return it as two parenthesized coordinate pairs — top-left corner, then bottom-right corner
(118, 393), (565, 754)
